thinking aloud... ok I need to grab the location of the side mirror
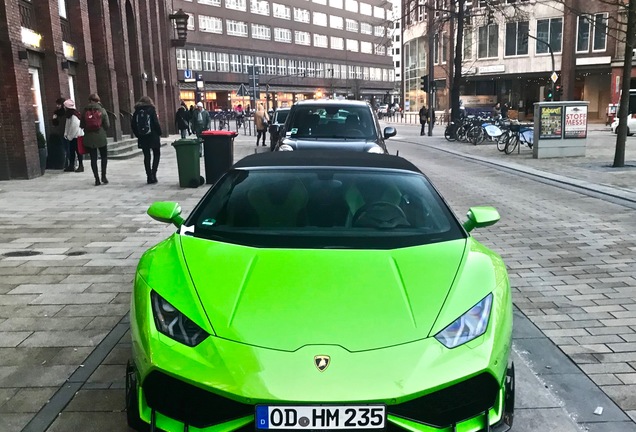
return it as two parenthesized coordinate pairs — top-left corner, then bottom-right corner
(383, 126), (397, 139)
(148, 201), (185, 228)
(463, 206), (500, 233)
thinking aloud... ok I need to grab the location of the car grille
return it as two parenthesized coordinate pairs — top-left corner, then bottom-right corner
(143, 371), (499, 430)
(387, 373), (500, 428)
(143, 371), (253, 428)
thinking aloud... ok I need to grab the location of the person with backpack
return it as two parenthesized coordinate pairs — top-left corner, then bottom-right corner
(132, 96), (163, 184)
(175, 104), (189, 139)
(80, 93), (110, 186)
(62, 99), (84, 173)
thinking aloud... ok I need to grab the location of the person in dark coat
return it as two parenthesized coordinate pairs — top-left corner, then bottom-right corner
(188, 105), (195, 135)
(80, 93), (110, 186)
(131, 96), (163, 184)
(419, 106), (428, 136)
(175, 105), (189, 139)
(52, 97), (68, 170)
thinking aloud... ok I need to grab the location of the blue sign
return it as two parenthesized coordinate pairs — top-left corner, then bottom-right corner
(184, 69), (192, 80)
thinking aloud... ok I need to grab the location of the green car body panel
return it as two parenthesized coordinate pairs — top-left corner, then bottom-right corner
(130, 228), (513, 431)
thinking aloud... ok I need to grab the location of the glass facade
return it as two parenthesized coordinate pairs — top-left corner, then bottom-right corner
(403, 37), (428, 112)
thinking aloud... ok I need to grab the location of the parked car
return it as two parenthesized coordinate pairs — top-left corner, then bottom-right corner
(268, 107), (290, 150)
(610, 116), (636, 135)
(274, 99), (396, 153)
(127, 150), (514, 432)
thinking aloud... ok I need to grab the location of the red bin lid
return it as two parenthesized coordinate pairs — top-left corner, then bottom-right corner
(201, 130), (238, 137)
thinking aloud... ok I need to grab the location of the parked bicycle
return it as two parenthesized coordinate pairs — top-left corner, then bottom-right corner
(504, 123), (534, 154)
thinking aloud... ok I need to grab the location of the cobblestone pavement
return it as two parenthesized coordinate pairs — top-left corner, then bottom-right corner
(0, 127), (635, 431)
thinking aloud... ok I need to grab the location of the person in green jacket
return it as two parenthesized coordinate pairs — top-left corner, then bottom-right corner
(80, 93), (110, 186)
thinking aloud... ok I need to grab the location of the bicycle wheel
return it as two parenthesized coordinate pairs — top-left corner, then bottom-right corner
(444, 124), (456, 141)
(504, 134), (519, 154)
(496, 131), (509, 152)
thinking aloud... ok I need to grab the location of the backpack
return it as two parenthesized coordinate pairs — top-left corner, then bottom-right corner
(85, 108), (102, 132)
(135, 109), (152, 136)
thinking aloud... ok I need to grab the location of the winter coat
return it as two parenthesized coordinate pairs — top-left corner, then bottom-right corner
(132, 104), (162, 150)
(254, 109), (269, 131)
(64, 111), (82, 140)
(419, 107), (428, 125)
(80, 102), (109, 149)
(190, 109), (211, 135)
(51, 107), (66, 135)
(175, 107), (189, 131)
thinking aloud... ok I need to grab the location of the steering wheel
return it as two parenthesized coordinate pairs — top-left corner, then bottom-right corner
(351, 201), (409, 229)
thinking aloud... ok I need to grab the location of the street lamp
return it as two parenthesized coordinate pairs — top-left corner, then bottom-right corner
(169, 9), (189, 47)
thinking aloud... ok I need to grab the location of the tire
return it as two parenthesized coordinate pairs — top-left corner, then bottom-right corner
(497, 131), (509, 152)
(444, 125), (456, 141)
(505, 134), (519, 154)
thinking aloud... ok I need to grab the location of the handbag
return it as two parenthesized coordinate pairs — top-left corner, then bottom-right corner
(77, 135), (86, 155)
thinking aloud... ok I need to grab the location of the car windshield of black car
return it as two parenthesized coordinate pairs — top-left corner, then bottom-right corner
(288, 106), (376, 140)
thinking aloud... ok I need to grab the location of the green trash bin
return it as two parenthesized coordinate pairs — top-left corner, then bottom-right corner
(171, 139), (203, 188)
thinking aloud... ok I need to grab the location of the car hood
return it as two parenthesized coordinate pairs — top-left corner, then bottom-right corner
(282, 137), (380, 152)
(180, 235), (467, 351)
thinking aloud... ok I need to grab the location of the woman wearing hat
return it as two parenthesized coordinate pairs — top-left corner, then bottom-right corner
(63, 99), (84, 172)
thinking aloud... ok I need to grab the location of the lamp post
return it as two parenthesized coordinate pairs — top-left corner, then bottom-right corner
(169, 9), (189, 47)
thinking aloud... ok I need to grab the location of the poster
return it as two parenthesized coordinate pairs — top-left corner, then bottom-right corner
(539, 106), (563, 139)
(564, 105), (588, 138)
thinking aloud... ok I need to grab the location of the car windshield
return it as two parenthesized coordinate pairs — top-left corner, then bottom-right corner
(275, 110), (289, 124)
(287, 105), (377, 140)
(186, 168), (465, 249)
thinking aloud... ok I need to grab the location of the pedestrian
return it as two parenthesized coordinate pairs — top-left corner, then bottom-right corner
(190, 102), (210, 140)
(188, 105), (195, 135)
(254, 103), (269, 146)
(492, 102), (502, 120)
(51, 97), (68, 170)
(419, 105), (428, 136)
(80, 93), (110, 186)
(501, 102), (509, 119)
(132, 96), (162, 184)
(175, 104), (189, 139)
(63, 99), (84, 173)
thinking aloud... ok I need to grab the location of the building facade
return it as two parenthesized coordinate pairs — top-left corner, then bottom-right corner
(401, 0), (617, 121)
(0, 0), (179, 180)
(173, 0), (395, 110)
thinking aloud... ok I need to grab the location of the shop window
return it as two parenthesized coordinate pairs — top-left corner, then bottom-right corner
(536, 17), (562, 54)
(505, 21), (528, 56)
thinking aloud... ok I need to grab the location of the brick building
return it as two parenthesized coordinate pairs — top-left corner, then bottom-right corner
(0, 0), (179, 180)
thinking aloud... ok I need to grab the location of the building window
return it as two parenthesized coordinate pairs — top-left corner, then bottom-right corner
(314, 12), (327, 26)
(345, 0), (357, 12)
(464, 27), (473, 59)
(536, 17), (562, 54)
(330, 0), (343, 8)
(187, 49), (202, 70)
(230, 54), (242, 73)
(202, 52), (216, 71)
(346, 19), (358, 32)
(330, 15), (343, 30)
(274, 27), (292, 42)
(331, 64), (340, 79)
(199, 15), (223, 33)
(295, 30), (310, 45)
(348, 65), (355, 79)
(360, 22), (372, 35)
(374, 44), (385, 55)
(576, 15), (590, 52)
(187, 14), (195, 31)
(361, 41), (372, 53)
(505, 21), (528, 56)
(373, 6), (384, 19)
(433, 33), (439, 63)
(272, 3), (290, 19)
(277, 58), (287, 75)
(314, 33), (328, 48)
(374, 26), (384, 37)
(251, 0), (269, 15)
(359, 2), (371, 15)
(593, 13), (608, 51)
(267, 57), (277, 75)
(346, 39), (359, 52)
(255, 56), (265, 73)
(59, 0), (67, 18)
(313, 0), (327, 4)
(217, 53), (229, 72)
(288, 59), (296, 75)
(176, 49), (187, 70)
(294, 8), (310, 23)
(331, 36), (344, 50)
(251, 23), (271, 40)
(225, 0), (246, 11)
(243, 55), (253, 73)
(198, 0), (221, 5)
(478, 24), (498, 58)
(363, 67), (369, 80)
(227, 20), (248, 36)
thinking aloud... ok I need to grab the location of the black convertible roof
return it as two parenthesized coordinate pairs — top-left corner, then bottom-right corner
(232, 151), (422, 173)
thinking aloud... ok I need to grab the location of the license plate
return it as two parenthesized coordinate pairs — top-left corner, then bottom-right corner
(255, 405), (386, 429)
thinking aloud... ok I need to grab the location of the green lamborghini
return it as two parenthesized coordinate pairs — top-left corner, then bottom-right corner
(127, 151), (514, 432)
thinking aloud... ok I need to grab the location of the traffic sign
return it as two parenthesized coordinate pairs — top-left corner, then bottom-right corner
(237, 84), (249, 97)
(183, 69), (195, 83)
(550, 72), (558, 83)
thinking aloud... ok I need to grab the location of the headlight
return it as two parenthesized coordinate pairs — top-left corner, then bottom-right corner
(367, 145), (384, 154)
(434, 293), (493, 349)
(279, 144), (294, 151)
(151, 291), (209, 347)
